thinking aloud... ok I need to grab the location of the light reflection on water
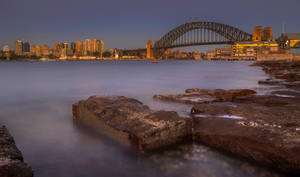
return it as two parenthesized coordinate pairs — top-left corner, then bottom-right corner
(0, 60), (284, 177)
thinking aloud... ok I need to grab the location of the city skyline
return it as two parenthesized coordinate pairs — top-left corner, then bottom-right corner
(1, 0), (300, 50)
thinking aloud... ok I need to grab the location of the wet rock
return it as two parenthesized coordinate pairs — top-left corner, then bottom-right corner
(72, 96), (192, 152)
(258, 79), (284, 85)
(0, 126), (33, 177)
(271, 90), (300, 98)
(154, 89), (256, 104)
(153, 93), (216, 104)
(191, 94), (300, 175)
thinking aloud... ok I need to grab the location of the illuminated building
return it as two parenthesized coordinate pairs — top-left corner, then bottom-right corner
(232, 41), (279, 57)
(75, 41), (83, 56)
(278, 33), (300, 49)
(83, 39), (92, 56)
(2, 45), (10, 52)
(14, 40), (23, 56)
(146, 40), (153, 59)
(35, 46), (41, 57)
(71, 42), (76, 54)
(253, 26), (263, 42)
(41, 45), (50, 56)
(53, 43), (64, 57)
(263, 27), (274, 41)
(30, 44), (36, 56)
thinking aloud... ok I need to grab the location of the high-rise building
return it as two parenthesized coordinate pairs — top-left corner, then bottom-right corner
(83, 39), (92, 56)
(41, 45), (50, 56)
(2, 45), (10, 52)
(71, 42), (76, 54)
(35, 46), (41, 57)
(14, 40), (24, 56)
(75, 41), (83, 56)
(53, 43), (64, 57)
(30, 44), (36, 56)
(61, 43), (68, 57)
(24, 42), (30, 52)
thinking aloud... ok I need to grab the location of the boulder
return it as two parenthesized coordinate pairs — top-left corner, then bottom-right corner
(72, 96), (192, 152)
(0, 126), (33, 177)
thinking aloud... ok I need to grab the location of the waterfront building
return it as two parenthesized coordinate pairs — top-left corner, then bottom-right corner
(53, 43), (64, 57)
(215, 46), (232, 57)
(35, 46), (41, 57)
(41, 45), (50, 56)
(83, 39), (92, 56)
(75, 41), (83, 56)
(99, 40), (104, 58)
(30, 44), (36, 56)
(24, 42), (30, 52)
(2, 45), (10, 52)
(71, 42), (76, 54)
(232, 41), (279, 58)
(14, 40), (23, 56)
(277, 33), (300, 49)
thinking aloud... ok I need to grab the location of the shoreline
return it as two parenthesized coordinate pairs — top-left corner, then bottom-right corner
(72, 60), (300, 175)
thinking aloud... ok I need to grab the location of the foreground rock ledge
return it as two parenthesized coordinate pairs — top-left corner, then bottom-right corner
(0, 125), (33, 177)
(72, 96), (192, 152)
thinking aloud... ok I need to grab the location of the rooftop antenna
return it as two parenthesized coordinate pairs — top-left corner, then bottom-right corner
(282, 23), (286, 34)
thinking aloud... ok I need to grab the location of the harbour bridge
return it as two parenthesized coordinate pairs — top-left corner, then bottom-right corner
(120, 21), (253, 58)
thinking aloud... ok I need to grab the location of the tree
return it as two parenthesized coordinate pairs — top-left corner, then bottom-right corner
(102, 51), (112, 58)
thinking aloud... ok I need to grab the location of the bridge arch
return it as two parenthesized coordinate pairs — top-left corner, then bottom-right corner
(154, 21), (253, 57)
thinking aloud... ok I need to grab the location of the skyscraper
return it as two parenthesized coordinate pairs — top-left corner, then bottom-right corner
(83, 39), (92, 56)
(14, 40), (23, 56)
(35, 46), (41, 57)
(75, 41), (83, 56)
(24, 42), (30, 53)
(30, 44), (36, 56)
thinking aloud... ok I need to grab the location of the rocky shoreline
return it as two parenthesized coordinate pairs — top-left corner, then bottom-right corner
(73, 60), (300, 175)
(0, 125), (33, 177)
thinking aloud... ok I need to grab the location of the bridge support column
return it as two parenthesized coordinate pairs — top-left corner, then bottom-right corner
(146, 40), (154, 59)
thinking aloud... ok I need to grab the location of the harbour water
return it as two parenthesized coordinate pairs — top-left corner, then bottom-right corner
(0, 60), (285, 177)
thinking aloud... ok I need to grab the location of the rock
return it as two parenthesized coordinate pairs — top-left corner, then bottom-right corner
(0, 126), (33, 177)
(285, 81), (300, 88)
(193, 117), (300, 175)
(190, 94), (300, 175)
(72, 96), (192, 152)
(153, 93), (217, 104)
(153, 89), (256, 104)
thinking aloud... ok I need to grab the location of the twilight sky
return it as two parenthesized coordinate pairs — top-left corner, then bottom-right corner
(0, 0), (299, 50)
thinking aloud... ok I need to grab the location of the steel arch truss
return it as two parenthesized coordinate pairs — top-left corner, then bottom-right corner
(154, 21), (253, 57)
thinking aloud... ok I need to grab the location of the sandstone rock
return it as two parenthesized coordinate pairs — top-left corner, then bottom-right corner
(72, 96), (192, 152)
(0, 126), (33, 177)
(154, 89), (256, 104)
(190, 94), (300, 175)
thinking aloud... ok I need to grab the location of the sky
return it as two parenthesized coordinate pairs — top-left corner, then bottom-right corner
(1, 0), (300, 51)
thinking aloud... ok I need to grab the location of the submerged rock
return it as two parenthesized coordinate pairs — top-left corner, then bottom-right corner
(72, 96), (192, 152)
(0, 126), (33, 177)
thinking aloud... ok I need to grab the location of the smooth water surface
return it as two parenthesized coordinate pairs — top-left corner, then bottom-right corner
(0, 60), (284, 177)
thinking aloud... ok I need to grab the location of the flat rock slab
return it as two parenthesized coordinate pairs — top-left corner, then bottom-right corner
(153, 89), (256, 104)
(0, 126), (33, 177)
(72, 96), (192, 152)
(191, 95), (300, 175)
